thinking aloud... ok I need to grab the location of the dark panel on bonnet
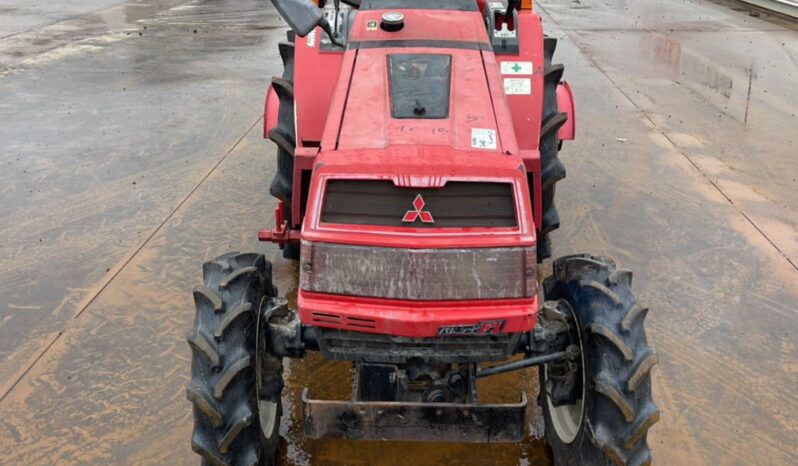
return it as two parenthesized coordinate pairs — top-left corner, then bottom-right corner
(388, 54), (451, 119)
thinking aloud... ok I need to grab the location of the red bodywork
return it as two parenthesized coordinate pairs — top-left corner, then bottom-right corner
(263, 86), (279, 140)
(262, 5), (574, 338)
(557, 81), (576, 141)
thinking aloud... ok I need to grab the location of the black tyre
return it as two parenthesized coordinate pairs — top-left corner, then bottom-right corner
(541, 255), (659, 466)
(538, 37), (568, 261)
(187, 252), (284, 465)
(268, 31), (300, 260)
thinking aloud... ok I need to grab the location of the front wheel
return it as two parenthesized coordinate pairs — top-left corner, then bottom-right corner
(187, 252), (284, 465)
(540, 255), (660, 466)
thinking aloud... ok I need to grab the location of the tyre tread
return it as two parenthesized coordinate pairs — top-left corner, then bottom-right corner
(593, 375), (635, 422)
(622, 304), (649, 332)
(214, 302), (254, 340)
(213, 356), (251, 400)
(186, 385), (223, 427)
(628, 351), (659, 392)
(187, 331), (221, 368)
(587, 323), (633, 361)
(626, 404), (661, 450)
(543, 255), (659, 465)
(191, 436), (226, 466)
(219, 406), (255, 453)
(193, 285), (222, 312)
(538, 36), (567, 260)
(269, 34), (299, 260)
(219, 266), (258, 290)
(188, 253), (279, 465)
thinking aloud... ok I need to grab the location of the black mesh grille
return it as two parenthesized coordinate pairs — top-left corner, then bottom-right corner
(318, 329), (520, 364)
(321, 180), (516, 227)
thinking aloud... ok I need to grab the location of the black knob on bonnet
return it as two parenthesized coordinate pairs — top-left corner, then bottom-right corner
(380, 12), (404, 32)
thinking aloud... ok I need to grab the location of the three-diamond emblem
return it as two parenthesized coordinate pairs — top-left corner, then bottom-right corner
(402, 194), (434, 223)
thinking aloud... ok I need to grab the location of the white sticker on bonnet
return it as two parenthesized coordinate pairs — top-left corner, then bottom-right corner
(471, 128), (497, 150)
(500, 61), (533, 75)
(503, 78), (531, 95)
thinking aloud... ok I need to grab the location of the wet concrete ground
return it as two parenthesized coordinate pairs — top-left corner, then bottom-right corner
(0, 0), (796, 464)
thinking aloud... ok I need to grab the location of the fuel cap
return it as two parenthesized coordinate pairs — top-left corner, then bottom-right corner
(381, 12), (404, 32)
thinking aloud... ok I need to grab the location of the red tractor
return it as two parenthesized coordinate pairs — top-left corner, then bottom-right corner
(187, 0), (659, 464)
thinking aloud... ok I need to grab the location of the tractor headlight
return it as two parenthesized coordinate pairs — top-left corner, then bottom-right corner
(300, 241), (536, 300)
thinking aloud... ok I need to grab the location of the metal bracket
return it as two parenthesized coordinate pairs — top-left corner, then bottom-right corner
(302, 388), (526, 443)
(258, 200), (301, 245)
(320, 3), (353, 51)
(262, 298), (307, 359)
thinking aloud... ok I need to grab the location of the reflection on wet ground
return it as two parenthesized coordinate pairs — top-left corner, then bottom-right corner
(0, 0), (796, 465)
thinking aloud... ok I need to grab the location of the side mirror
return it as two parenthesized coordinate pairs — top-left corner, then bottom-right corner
(271, 0), (326, 37)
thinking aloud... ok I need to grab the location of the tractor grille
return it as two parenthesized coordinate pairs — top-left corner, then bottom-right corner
(317, 329), (520, 364)
(321, 180), (516, 228)
(302, 244), (530, 300)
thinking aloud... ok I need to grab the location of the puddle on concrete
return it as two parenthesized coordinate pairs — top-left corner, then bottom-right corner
(644, 33), (735, 99)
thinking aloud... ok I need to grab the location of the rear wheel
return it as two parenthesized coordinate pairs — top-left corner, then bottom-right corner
(268, 31), (300, 260)
(187, 252), (284, 465)
(538, 37), (568, 261)
(540, 255), (659, 466)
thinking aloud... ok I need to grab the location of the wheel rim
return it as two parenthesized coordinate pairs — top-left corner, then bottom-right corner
(256, 296), (279, 438)
(258, 400), (278, 436)
(544, 302), (586, 444)
(545, 367), (584, 444)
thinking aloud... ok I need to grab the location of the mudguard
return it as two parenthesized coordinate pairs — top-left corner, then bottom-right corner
(557, 81), (575, 141)
(263, 84), (279, 139)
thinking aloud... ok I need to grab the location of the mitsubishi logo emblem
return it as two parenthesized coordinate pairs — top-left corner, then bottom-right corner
(402, 194), (434, 223)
